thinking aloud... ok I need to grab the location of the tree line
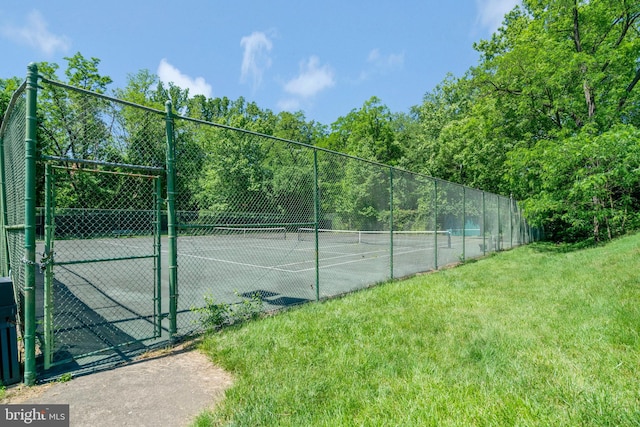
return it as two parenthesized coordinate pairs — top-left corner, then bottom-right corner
(2, 0), (639, 243)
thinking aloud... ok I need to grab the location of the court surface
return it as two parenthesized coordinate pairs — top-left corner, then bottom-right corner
(35, 230), (481, 373)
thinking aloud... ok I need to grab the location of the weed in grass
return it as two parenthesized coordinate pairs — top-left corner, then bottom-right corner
(229, 292), (263, 323)
(57, 373), (72, 383)
(192, 292), (264, 333)
(192, 295), (231, 332)
(191, 410), (216, 427)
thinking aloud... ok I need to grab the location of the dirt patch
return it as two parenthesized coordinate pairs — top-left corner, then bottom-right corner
(2, 341), (233, 427)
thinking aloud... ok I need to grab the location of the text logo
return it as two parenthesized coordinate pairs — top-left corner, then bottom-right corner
(1, 405), (69, 426)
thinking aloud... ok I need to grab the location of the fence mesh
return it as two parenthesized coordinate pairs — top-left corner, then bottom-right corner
(34, 81), (167, 367)
(0, 75), (535, 378)
(464, 188), (485, 258)
(44, 166), (161, 365)
(392, 170), (437, 277)
(1, 85), (27, 326)
(172, 119), (320, 332)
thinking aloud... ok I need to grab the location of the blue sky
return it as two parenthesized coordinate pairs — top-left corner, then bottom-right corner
(1, 0), (520, 125)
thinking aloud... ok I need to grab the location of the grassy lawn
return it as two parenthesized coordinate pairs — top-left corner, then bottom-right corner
(194, 233), (640, 426)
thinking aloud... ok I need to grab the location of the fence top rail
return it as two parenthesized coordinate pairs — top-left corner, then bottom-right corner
(39, 76), (166, 116)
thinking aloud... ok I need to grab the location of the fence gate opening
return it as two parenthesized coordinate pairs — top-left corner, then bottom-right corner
(39, 163), (163, 369)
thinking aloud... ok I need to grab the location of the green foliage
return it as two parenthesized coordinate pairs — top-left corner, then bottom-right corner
(231, 293), (264, 323)
(57, 373), (73, 383)
(0, 76), (22, 128)
(407, 0), (640, 242)
(192, 292), (264, 333)
(64, 52), (112, 93)
(192, 295), (231, 332)
(509, 124), (640, 241)
(321, 96), (406, 165)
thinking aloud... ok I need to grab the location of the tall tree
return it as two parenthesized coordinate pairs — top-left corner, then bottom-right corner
(473, 0), (640, 135)
(322, 97), (405, 165)
(474, 0), (640, 241)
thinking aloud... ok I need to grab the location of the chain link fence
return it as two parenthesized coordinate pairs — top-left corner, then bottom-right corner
(0, 69), (535, 381)
(0, 83), (27, 329)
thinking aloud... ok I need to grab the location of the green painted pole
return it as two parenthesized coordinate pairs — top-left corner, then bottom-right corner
(313, 150), (320, 302)
(389, 168), (393, 280)
(434, 180), (438, 270)
(43, 164), (54, 370)
(497, 196), (501, 251)
(510, 195), (514, 249)
(23, 63), (38, 385)
(482, 192), (486, 255)
(462, 186), (466, 263)
(165, 101), (178, 338)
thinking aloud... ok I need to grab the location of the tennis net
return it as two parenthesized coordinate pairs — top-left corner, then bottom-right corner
(210, 226), (287, 240)
(297, 228), (451, 248)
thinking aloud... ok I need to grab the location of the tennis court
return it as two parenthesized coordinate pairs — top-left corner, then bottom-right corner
(176, 227), (455, 305)
(35, 225), (464, 369)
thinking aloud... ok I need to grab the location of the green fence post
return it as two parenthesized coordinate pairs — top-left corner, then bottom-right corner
(482, 191), (486, 256)
(509, 195), (513, 249)
(43, 164), (54, 370)
(462, 186), (466, 263)
(313, 150), (320, 302)
(497, 196), (501, 251)
(434, 179), (438, 270)
(165, 101), (178, 338)
(23, 63), (38, 385)
(389, 167), (394, 280)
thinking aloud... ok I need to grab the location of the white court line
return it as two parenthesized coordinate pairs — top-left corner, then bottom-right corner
(176, 240), (365, 256)
(177, 252), (295, 272)
(292, 246), (427, 272)
(95, 237), (432, 273)
(175, 246), (389, 273)
(272, 247), (388, 268)
(175, 245), (427, 274)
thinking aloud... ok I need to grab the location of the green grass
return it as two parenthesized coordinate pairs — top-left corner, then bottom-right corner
(194, 233), (640, 426)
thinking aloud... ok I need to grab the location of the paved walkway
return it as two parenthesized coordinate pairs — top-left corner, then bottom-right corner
(4, 346), (233, 427)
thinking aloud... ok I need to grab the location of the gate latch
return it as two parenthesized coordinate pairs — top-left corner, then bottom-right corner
(39, 251), (55, 272)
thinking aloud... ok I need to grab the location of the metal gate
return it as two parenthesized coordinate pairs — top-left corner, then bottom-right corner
(40, 163), (163, 369)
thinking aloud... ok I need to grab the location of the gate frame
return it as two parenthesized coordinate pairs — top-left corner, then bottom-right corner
(40, 158), (166, 369)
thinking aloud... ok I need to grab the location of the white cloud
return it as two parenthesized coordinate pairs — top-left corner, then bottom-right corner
(368, 49), (404, 69)
(360, 49), (405, 81)
(157, 59), (213, 98)
(283, 56), (335, 98)
(1, 10), (70, 56)
(475, 0), (521, 33)
(240, 31), (273, 90)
